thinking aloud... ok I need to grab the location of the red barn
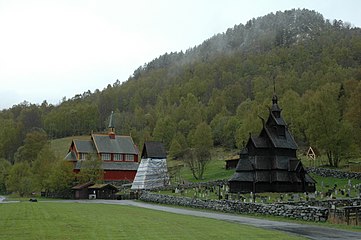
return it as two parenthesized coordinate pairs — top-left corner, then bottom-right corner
(65, 111), (139, 182)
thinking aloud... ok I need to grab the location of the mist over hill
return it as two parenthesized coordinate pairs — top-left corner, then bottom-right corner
(1, 9), (361, 165)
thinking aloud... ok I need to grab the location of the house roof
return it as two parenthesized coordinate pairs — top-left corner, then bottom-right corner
(73, 140), (95, 153)
(71, 182), (94, 190)
(89, 183), (118, 190)
(92, 134), (138, 154)
(74, 161), (139, 171)
(101, 162), (139, 171)
(141, 141), (167, 159)
(64, 151), (77, 161)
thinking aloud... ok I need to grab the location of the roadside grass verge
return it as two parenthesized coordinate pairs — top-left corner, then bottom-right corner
(0, 202), (306, 240)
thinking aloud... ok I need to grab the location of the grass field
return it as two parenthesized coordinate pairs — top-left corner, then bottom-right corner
(0, 202), (306, 240)
(50, 135), (89, 159)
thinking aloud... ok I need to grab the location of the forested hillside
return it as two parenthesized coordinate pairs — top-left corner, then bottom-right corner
(1, 9), (361, 170)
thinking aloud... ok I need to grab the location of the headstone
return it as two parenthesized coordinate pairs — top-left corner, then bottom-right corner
(293, 194), (300, 201)
(309, 193), (316, 200)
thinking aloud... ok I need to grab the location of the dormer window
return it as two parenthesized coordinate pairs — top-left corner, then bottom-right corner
(277, 126), (285, 137)
(79, 153), (87, 160)
(125, 154), (134, 161)
(114, 154), (122, 161)
(101, 153), (111, 161)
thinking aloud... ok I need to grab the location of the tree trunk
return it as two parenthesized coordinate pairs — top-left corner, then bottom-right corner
(334, 152), (340, 168)
(327, 151), (334, 167)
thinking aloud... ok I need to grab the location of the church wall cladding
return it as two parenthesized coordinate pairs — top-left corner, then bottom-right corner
(139, 191), (329, 222)
(274, 148), (296, 157)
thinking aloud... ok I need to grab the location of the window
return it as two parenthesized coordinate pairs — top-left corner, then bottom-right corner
(125, 154), (134, 161)
(79, 153), (87, 160)
(101, 153), (111, 161)
(114, 154), (122, 161)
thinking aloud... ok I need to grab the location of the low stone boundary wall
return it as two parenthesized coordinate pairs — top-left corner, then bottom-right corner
(307, 167), (361, 180)
(152, 179), (228, 192)
(283, 198), (361, 208)
(140, 191), (329, 222)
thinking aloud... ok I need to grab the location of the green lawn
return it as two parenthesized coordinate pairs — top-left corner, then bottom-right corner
(0, 202), (305, 240)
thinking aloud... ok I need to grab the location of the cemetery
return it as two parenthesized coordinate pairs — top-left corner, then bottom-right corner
(139, 169), (361, 224)
(137, 95), (361, 226)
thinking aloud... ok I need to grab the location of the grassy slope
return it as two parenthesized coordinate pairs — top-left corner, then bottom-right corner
(50, 135), (90, 159)
(0, 202), (305, 240)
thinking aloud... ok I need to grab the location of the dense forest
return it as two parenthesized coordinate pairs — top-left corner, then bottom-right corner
(1, 9), (361, 194)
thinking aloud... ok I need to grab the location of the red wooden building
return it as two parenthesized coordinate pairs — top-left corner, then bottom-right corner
(65, 112), (139, 182)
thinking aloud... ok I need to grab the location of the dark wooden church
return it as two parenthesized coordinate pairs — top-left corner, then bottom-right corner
(229, 94), (316, 193)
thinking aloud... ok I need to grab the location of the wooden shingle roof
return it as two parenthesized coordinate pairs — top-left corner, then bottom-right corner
(235, 158), (254, 171)
(229, 172), (254, 182)
(263, 126), (298, 150)
(250, 136), (268, 148)
(141, 141), (167, 159)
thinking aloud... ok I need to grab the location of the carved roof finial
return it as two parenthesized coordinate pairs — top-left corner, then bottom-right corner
(272, 75), (278, 105)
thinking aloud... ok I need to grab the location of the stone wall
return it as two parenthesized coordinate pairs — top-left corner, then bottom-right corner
(140, 191), (329, 222)
(138, 167), (361, 222)
(283, 198), (361, 209)
(152, 179), (228, 192)
(307, 167), (361, 180)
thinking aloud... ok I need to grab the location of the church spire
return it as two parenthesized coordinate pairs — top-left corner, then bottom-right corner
(108, 111), (115, 139)
(271, 77), (281, 117)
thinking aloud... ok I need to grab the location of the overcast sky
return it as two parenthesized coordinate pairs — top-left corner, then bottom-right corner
(0, 0), (360, 110)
